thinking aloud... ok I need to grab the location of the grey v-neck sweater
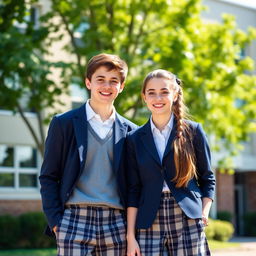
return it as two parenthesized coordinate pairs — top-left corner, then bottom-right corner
(66, 123), (123, 209)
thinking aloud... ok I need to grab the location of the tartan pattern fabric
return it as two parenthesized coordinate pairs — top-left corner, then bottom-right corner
(137, 192), (211, 256)
(56, 205), (127, 256)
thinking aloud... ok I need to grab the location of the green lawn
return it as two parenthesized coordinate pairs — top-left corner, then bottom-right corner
(0, 248), (56, 256)
(208, 239), (241, 250)
(0, 241), (241, 256)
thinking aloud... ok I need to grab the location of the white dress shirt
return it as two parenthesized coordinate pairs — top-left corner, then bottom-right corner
(150, 115), (174, 192)
(86, 100), (115, 139)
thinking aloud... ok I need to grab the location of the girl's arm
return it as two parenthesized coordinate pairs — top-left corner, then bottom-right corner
(127, 207), (141, 256)
(202, 197), (213, 226)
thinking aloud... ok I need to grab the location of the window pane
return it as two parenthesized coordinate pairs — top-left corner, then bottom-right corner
(0, 145), (14, 167)
(17, 147), (37, 168)
(0, 173), (14, 187)
(19, 174), (37, 187)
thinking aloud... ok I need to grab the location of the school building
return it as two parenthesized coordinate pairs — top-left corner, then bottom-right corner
(0, 0), (255, 235)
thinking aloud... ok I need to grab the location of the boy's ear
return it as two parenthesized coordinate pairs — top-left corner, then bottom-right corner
(85, 78), (91, 90)
(119, 82), (125, 93)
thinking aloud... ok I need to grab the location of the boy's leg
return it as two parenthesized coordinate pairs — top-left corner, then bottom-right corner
(56, 206), (97, 256)
(96, 208), (127, 256)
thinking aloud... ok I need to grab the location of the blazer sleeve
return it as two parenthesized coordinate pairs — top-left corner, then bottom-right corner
(193, 123), (215, 200)
(126, 134), (142, 208)
(39, 116), (64, 229)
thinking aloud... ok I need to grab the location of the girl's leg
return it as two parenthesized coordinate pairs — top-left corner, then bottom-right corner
(136, 193), (176, 256)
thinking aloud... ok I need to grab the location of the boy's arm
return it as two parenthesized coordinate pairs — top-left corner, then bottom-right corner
(39, 116), (64, 230)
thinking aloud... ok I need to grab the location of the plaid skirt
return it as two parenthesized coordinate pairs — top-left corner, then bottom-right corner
(56, 205), (126, 256)
(137, 192), (211, 256)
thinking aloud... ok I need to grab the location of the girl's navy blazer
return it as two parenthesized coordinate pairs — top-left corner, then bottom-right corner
(126, 118), (215, 229)
(39, 104), (137, 236)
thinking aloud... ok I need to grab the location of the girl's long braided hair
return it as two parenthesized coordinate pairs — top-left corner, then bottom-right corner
(142, 69), (197, 188)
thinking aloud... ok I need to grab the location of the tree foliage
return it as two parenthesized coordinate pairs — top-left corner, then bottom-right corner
(0, 0), (69, 155)
(1, 0), (256, 164)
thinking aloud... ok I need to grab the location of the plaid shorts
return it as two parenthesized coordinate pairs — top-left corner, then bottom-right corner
(56, 205), (127, 256)
(137, 192), (211, 256)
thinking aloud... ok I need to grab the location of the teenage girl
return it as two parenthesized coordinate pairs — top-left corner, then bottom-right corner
(126, 69), (215, 256)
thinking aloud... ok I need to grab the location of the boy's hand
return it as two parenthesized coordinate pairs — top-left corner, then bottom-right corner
(53, 225), (57, 234)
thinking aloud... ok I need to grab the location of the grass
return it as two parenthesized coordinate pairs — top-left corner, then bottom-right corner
(0, 241), (241, 255)
(208, 239), (241, 251)
(0, 248), (56, 256)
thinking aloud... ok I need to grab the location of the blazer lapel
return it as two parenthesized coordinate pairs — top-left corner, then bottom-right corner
(140, 120), (162, 166)
(72, 104), (88, 169)
(163, 118), (177, 158)
(113, 114), (128, 174)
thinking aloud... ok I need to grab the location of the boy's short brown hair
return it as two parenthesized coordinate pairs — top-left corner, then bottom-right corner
(85, 53), (128, 83)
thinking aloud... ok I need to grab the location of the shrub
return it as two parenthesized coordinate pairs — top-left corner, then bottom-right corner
(19, 212), (55, 248)
(213, 220), (234, 241)
(205, 218), (234, 242)
(0, 215), (20, 249)
(0, 212), (55, 249)
(205, 219), (215, 240)
(217, 211), (232, 222)
(244, 212), (256, 236)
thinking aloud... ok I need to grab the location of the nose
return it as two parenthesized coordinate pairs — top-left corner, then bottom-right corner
(155, 94), (163, 100)
(103, 81), (112, 87)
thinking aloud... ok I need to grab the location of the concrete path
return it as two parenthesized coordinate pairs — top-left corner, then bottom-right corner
(212, 237), (256, 256)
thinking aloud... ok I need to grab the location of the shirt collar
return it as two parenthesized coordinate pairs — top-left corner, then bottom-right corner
(150, 114), (174, 135)
(85, 100), (116, 122)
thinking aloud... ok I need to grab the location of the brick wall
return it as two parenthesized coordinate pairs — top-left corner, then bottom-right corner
(0, 200), (42, 216)
(216, 170), (235, 216)
(245, 172), (256, 212)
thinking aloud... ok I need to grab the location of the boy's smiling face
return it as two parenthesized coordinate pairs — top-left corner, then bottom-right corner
(86, 66), (124, 107)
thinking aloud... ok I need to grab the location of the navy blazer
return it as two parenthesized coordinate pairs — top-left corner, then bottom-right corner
(39, 104), (137, 236)
(126, 118), (215, 229)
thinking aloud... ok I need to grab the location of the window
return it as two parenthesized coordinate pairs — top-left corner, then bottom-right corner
(0, 145), (38, 189)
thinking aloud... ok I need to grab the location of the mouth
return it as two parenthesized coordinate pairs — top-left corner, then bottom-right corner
(153, 103), (165, 108)
(99, 91), (112, 96)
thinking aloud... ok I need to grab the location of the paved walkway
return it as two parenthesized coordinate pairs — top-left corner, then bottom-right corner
(212, 237), (256, 256)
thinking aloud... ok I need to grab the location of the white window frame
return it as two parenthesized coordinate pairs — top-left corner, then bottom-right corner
(0, 145), (41, 200)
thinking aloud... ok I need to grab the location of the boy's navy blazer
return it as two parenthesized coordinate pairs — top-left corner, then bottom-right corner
(39, 104), (137, 236)
(126, 118), (215, 229)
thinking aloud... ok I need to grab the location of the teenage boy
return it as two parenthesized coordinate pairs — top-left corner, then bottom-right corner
(39, 53), (137, 255)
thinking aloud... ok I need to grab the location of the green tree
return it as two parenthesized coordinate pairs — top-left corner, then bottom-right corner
(1, 0), (256, 163)
(47, 0), (256, 162)
(0, 0), (69, 156)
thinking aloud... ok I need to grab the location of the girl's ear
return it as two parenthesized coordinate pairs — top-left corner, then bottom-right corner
(142, 93), (147, 103)
(173, 88), (180, 103)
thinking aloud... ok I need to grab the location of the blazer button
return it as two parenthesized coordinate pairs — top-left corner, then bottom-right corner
(66, 192), (70, 197)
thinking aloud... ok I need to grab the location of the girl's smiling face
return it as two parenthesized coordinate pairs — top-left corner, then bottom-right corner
(143, 77), (178, 117)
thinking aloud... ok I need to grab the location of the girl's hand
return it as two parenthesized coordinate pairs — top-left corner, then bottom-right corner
(202, 197), (212, 227)
(202, 214), (209, 226)
(127, 236), (141, 256)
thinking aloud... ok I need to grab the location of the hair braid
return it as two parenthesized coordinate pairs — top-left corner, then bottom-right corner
(172, 84), (197, 188)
